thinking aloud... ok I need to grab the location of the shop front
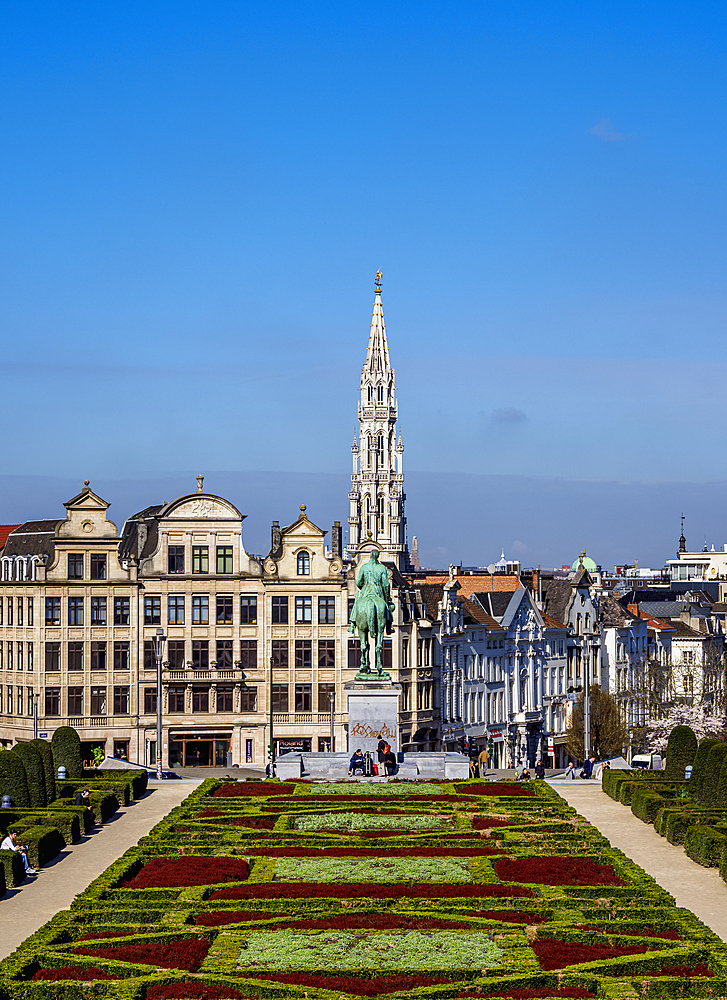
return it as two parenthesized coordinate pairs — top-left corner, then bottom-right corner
(168, 732), (231, 767)
(486, 726), (505, 768)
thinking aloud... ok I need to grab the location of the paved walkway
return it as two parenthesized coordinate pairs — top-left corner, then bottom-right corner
(0, 780), (197, 959)
(556, 782), (727, 943)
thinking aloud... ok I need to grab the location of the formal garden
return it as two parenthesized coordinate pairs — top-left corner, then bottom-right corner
(1, 773), (726, 1000)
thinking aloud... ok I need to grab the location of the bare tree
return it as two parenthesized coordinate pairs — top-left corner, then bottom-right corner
(566, 684), (627, 760)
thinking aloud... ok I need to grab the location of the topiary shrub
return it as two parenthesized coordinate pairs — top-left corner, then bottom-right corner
(13, 743), (47, 807)
(0, 847), (27, 887)
(684, 823), (727, 867)
(716, 751), (727, 809)
(51, 726), (83, 780)
(0, 749), (30, 808)
(699, 744), (727, 807)
(29, 739), (55, 803)
(630, 787), (665, 825)
(665, 725), (698, 779)
(689, 738), (719, 799)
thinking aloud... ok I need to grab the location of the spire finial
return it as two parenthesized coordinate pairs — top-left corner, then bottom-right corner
(300, 504), (306, 513)
(196, 474), (204, 494)
(375, 269), (382, 292)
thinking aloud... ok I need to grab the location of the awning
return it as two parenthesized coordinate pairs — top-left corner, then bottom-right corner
(411, 727), (436, 742)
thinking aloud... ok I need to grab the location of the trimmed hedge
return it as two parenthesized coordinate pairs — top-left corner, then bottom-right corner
(21, 825), (64, 868)
(0, 847), (27, 887)
(717, 751), (727, 809)
(689, 737), (719, 799)
(30, 739), (56, 803)
(699, 744), (727, 807)
(51, 727), (83, 780)
(0, 750), (30, 808)
(630, 787), (666, 824)
(684, 824), (727, 867)
(665, 725), (698, 780)
(13, 742), (47, 808)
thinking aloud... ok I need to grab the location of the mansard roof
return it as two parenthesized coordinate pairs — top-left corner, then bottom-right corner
(0, 525), (21, 551)
(1, 520), (64, 558)
(460, 597), (502, 629)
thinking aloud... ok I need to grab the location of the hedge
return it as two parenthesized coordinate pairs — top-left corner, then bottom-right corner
(684, 824), (727, 867)
(699, 743), (727, 807)
(630, 787), (666, 824)
(13, 742), (47, 808)
(665, 725), (698, 780)
(0, 847), (27, 888)
(19, 824), (64, 869)
(689, 737), (719, 799)
(51, 727), (83, 780)
(30, 739), (56, 803)
(717, 751), (727, 809)
(0, 750), (30, 808)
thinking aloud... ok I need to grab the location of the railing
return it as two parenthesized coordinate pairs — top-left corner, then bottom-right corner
(272, 712), (337, 725)
(90, 717), (108, 726)
(161, 667), (244, 680)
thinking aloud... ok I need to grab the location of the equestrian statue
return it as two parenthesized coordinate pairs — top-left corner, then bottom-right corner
(348, 550), (394, 679)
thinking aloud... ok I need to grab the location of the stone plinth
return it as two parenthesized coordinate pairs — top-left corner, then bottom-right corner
(345, 679), (401, 754)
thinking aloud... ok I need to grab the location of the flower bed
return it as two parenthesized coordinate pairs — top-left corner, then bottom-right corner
(244, 972), (456, 995)
(213, 783), (295, 796)
(31, 965), (120, 981)
(272, 856), (472, 882)
(147, 985), (248, 1000)
(455, 783), (535, 797)
(210, 881), (535, 900)
(456, 990), (594, 999)
(122, 856), (250, 888)
(252, 846), (505, 857)
(471, 817), (514, 829)
(294, 811), (451, 833)
(576, 924), (681, 940)
(494, 856), (624, 887)
(531, 938), (648, 970)
(75, 937), (209, 971)
(648, 963), (713, 977)
(472, 910), (545, 924)
(199, 912), (472, 930)
(196, 911), (278, 926)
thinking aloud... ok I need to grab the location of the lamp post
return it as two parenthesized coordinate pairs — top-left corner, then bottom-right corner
(328, 690), (335, 752)
(153, 628), (166, 780)
(268, 656), (275, 777)
(33, 692), (40, 740)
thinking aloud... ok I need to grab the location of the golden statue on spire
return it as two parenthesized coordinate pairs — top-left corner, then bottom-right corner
(375, 270), (383, 291)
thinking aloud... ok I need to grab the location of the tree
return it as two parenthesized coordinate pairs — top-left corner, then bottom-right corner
(645, 705), (724, 753)
(566, 684), (627, 760)
(664, 725), (698, 779)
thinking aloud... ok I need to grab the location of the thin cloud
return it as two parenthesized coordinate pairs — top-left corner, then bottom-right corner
(589, 118), (629, 141)
(491, 407), (527, 424)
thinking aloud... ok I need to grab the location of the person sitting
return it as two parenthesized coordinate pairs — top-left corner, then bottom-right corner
(348, 749), (365, 776)
(564, 762), (576, 780)
(519, 767), (531, 780)
(74, 788), (97, 827)
(534, 759), (545, 779)
(0, 830), (37, 875)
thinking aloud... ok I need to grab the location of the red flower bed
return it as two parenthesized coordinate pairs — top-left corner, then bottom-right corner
(531, 938), (647, 971)
(210, 881), (533, 901)
(245, 973), (453, 996)
(495, 856), (624, 887)
(250, 846), (503, 857)
(471, 910), (545, 924)
(213, 783), (294, 796)
(455, 783), (535, 797)
(280, 795), (457, 803)
(122, 856), (250, 888)
(647, 963), (713, 977)
(77, 931), (135, 941)
(471, 817), (514, 829)
(198, 911), (470, 930)
(576, 925), (681, 941)
(196, 812), (275, 829)
(457, 990), (594, 999)
(147, 983), (248, 1000)
(32, 966), (120, 981)
(75, 937), (209, 972)
(196, 911), (279, 926)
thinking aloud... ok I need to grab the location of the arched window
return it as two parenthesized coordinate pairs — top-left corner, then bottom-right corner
(377, 434), (384, 465)
(297, 551), (310, 576)
(575, 613), (581, 635)
(585, 613), (590, 632)
(367, 385), (373, 402)
(365, 495), (372, 535)
(377, 494), (385, 532)
(377, 385), (384, 403)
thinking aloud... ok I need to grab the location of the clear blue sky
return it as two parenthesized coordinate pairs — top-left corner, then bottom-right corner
(2, 2), (727, 566)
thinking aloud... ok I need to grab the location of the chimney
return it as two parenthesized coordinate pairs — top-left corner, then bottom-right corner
(332, 521), (342, 559)
(531, 567), (540, 601)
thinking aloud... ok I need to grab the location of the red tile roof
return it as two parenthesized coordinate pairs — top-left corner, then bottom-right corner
(419, 573), (524, 597)
(0, 525), (21, 550)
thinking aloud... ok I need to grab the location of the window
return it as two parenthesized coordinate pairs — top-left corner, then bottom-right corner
(27, 643), (33, 671)
(16, 643), (22, 671)
(318, 682), (335, 711)
(240, 595), (257, 624)
(45, 686), (60, 716)
(348, 639), (361, 669)
(90, 686), (106, 714)
(192, 595), (209, 624)
(114, 641), (129, 670)
(0, 600), (3, 624)
(17, 598), (23, 626)
(27, 598), (33, 626)
(192, 639), (209, 669)
(348, 597), (355, 619)
(45, 642), (60, 671)
(143, 640), (154, 670)
(272, 596), (288, 623)
(272, 640), (288, 669)
(168, 687), (186, 712)
(90, 554), (106, 580)
(318, 596), (335, 624)
(216, 639), (233, 669)
(6, 642), (11, 670)
(168, 595), (185, 624)
(68, 641), (84, 671)
(216, 594), (233, 624)
(240, 639), (257, 670)
(295, 639), (312, 669)
(68, 687), (83, 715)
(295, 683), (312, 711)
(90, 596), (107, 625)
(297, 551), (310, 575)
(144, 688), (157, 713)
(114, 596), (130, 625)
(7, 686), (11, 714)
(17, 686), (22, 716)
(168, 545), (185, 574)
(68, 597), (84, 626)
(272, 684), (289, 712)
(383, 639), (392, 669)
(144, 595), (161, 625)
(241, 687), (257, 711)
(5, 598), (10, 625)
(114, 686), (130, 714)
(318, 639), (335, 668)
(91, 641), (107, 671)
(192, 546), (209, 573)
(68, 554), (84, 579)
(402, 636), (409, 668)
(295, 596), (312, 623)
(192, 687), (209, 712)
(400, 682), (410, 711)
(217, 685), (234, 711)
(216, 546), (233, 574)
(168, 640), (185, 668)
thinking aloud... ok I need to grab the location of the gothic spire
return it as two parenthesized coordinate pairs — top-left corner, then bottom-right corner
(363, 271), (391, 375)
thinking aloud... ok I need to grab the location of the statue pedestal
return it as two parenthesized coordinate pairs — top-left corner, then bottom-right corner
(345, 679), (401, 754)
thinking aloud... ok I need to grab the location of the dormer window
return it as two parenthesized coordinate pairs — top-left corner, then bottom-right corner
(297, 551), (310, 576)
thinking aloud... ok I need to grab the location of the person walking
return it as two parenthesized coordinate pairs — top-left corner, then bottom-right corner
(0, 830), (37, 874)
(564, 762), (576, 780)
(534, 759), (545, 779)
(478, 746), (490, 776)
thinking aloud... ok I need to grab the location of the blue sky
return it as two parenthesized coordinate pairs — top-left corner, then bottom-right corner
(2, 2), (727, 567)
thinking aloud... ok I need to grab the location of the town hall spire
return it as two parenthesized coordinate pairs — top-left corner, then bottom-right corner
(348, 273), (409, 570)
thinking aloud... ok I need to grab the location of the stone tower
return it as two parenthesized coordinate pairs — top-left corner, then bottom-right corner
(348, 272), (409, 570)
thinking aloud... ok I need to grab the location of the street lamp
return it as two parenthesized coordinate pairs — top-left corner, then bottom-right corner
(328, 690), (335, 752)
(153, 628), (166, 780)
(33, 692), (40, 740)
(268, 656), (275, 777)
